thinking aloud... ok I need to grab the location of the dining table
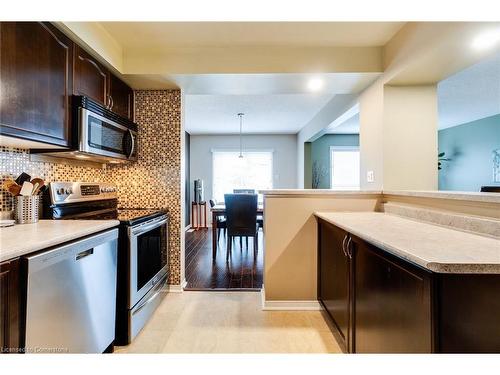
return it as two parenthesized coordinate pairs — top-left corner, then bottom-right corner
(210, 203), (264, 260)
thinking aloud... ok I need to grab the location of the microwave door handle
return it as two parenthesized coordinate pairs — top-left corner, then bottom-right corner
(126, 129), (135, 159)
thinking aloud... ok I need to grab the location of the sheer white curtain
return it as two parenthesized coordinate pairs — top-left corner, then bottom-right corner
(212, 150), (273, 202)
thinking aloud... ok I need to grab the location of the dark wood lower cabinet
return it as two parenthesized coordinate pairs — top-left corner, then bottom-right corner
(318, 221), (351, 351)
(317, 219), (500, 353)
(0, 258), (24, 354)
(353, 238), (433, 353)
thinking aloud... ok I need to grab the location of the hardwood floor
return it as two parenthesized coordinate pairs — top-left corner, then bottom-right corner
(185, 228), (263, 290)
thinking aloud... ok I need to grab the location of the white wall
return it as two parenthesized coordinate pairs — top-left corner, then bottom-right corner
(189, 134), (297, 223)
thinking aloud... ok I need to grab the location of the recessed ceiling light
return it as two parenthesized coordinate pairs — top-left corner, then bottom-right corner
(307, 77), (324, 92)
(472, 30), (500, 51)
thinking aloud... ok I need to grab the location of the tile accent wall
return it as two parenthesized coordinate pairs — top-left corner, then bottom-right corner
(106, 90), (182, 285)
(0, 146), (107, 212)
(0, 90), (183, 285)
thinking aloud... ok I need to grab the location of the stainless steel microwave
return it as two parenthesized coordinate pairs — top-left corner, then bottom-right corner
(33, 96), (138, 163)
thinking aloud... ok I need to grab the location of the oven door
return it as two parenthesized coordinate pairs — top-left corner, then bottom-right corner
(128, 215), (169, 308)
(79, 108), (137, 161)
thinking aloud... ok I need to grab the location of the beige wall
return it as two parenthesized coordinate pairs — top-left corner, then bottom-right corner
(359, 81), (384, 190)
(383, 85), (438, 190)
(263, 194), (381, 301)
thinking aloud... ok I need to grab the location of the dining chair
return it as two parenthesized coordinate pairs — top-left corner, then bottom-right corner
(224, 193), (259, 262)
(233, 189), (255, 194)
(209, 199), (227, 241)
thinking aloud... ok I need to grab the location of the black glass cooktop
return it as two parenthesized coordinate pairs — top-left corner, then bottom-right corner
(117, 209), (167, 226)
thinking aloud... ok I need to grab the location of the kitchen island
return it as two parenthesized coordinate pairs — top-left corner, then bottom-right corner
(315, 211), (500, 353)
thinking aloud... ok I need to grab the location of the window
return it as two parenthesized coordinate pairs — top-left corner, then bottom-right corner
(212, 150), (273, 202)
(330, 146), (360, 190)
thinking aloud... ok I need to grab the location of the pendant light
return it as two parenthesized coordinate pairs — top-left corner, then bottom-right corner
(237, 113), (244, 158)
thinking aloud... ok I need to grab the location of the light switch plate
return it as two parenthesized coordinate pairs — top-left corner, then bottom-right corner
(367, 170), (375, 183)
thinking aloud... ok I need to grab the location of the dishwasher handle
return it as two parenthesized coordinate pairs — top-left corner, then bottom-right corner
(76, 249), (94, 260)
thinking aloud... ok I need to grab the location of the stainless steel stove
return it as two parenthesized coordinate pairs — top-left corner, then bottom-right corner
(43, 182), (169, 345)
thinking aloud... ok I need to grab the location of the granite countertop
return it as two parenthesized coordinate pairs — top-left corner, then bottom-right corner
(0, 220), (120, 262)
(314, 212), (500, 274)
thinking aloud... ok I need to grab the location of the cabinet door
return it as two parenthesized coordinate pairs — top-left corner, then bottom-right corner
(353, 238), (433, 353)
(0, 259), (23, 353)
(318, 220), (351, 350)
(0, 22), (73, 147)
(73, 44), (109, 106)
(109, 74), (134, 120)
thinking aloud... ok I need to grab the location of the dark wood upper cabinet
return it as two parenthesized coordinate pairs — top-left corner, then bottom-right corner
(352, 237), (433, 353)
(318, 220), (351, 352)
(109, 74), (134, 120)
(73, 44), (109, 106)
(0, 22), (73, 147)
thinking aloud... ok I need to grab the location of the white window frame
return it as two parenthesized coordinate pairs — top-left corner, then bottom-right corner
(211, 148), (274, 202)
(329, 146), (360, 190)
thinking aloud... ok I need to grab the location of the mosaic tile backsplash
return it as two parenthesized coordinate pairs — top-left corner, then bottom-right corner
(107, 90), (182, 285)
(0, 90), (183, 285)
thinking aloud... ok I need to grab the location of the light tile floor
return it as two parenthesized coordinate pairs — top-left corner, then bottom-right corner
(115, 291), (342, 353)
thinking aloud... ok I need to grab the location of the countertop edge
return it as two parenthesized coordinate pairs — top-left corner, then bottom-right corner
(260, 189), (382, 196)
(314, 212), (500, 274)
(0, 220), (120, 262)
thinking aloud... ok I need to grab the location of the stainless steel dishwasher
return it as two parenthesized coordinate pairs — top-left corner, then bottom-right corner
(24, 228), (118, 353)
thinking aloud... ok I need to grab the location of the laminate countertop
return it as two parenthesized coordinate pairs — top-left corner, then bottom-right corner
(314, 212), (500, 274)
(0, 220), (120, 262)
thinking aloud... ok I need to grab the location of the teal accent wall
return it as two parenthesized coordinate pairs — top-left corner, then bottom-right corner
(438, 114), (500, 191)
(309, 134), (359, 189)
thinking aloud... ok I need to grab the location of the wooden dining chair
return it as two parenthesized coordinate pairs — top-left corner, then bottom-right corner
(224, 193), (259, 262)
(209, 199), (227, 241)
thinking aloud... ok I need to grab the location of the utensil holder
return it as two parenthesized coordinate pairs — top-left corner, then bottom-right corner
(14, 196), (40, 224)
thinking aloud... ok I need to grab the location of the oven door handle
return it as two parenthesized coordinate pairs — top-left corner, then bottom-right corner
(130, 216), (168, 237)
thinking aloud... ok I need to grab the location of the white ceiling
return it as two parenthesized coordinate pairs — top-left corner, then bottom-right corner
(100, 22), (404, 50)
(438, 51), (500, 129)
(186, 94), (334, 134)
(326, 113), (360, 134)
(184, 72), (379, 134)
(176, 73), (380, 95)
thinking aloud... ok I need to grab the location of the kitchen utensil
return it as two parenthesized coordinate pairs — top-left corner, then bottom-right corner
(30, 178), (45, 195)
(15, 172), (31, 186)
(20, 181), (34, 196)
(31, 183), (39, 195)
(4, 180), (22, 196)
(4, 179), (16, 190)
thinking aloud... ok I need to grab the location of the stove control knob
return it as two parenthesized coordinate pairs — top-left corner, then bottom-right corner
(100, 187), (105, 193)
(65, 188), (73, 195)
(57, 188), (65, 195)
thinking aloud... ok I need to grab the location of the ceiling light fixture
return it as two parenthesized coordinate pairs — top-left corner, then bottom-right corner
(472, 29), (500, 51)
(237, 113), (244, 158)
(307, 77), (324, 92)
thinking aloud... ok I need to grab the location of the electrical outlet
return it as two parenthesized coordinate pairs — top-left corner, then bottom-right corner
(367, 170), (375, 183)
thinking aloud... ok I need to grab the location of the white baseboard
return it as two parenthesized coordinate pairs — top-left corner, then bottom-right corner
(165, 279), (187, 293)
(260, 287), (322, 311)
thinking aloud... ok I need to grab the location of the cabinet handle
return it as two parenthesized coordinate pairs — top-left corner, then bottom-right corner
(342, 235), (348, 257)
(109, 95), (114, 110)
(347, 237), (353, 259)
